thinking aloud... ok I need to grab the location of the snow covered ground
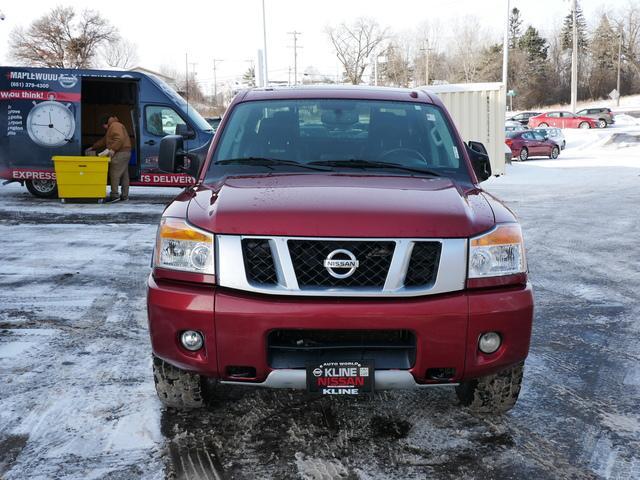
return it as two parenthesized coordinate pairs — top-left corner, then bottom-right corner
(0, 121), (639, 479)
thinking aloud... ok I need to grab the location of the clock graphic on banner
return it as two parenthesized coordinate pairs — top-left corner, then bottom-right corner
(26, 100), (76, 147)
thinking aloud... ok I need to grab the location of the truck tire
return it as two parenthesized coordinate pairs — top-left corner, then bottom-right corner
(153, 356), (205, 409)
(455, 362), (524, 414)
(26, 179), (58, 199)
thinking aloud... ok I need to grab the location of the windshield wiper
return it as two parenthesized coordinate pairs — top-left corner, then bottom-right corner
(215, 157), (330, 171)
(308, 159), (440, 177)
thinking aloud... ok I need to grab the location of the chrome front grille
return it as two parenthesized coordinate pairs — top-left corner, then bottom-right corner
(287, 240), (395, 288)
(218, 235), (467, 297)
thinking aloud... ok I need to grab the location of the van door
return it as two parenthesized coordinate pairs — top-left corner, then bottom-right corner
(138, 104), (196, 185)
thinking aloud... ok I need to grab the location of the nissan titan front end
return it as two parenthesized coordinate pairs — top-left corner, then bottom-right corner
(147, 86), (534, 414)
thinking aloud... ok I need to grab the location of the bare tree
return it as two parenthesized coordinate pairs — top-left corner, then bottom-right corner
(101, 37), (138, 69)
(326, 18), (387, 84)
(447, 17), (491, 83)
(9, 6), (117, 68)
(160, 65), (206, 104)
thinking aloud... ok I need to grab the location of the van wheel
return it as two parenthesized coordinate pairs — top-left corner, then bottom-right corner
(579, 121), (591, 129)
(598, 119), (607, 128)
(455, 362), (524, 414)
(518, 148), (528, 161)
(26, 179), (58, 198)
(550, 146), (560, 159)
(153, 356), (205, 409)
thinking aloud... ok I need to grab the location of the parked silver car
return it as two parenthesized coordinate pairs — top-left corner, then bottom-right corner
(533, 127), (566, 150)
(575, 107), (615, 128)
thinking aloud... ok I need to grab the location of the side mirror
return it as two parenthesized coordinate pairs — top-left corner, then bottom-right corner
(467, 141), (492, 182)
(159, 135), (184, 173)
(158, 135), (202, 177)
(175, 123), (196, 139)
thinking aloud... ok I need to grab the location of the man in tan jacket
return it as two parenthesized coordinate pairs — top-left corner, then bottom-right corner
(89, 116), (132, 202)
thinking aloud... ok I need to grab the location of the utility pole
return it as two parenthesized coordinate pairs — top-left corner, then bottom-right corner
(262, 0), (269, 86)
(288, 31), (302, 86)
(374, 54), (378, 86)
(570, 0), (578, 113)
(188, 62), (198, 82)
(616, 28), (622, 107)
(502, 0), (510, 90)
(420, 44), (432, 86)
(212, 59), (223, 106)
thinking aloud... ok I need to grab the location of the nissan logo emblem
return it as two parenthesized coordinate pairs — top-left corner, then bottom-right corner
(323, 249), (359, 279)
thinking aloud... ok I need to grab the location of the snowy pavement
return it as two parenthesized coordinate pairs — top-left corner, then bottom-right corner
(1, 126), (639, 479)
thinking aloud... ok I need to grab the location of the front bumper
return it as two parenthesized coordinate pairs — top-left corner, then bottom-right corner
(147, 275), (533, 386)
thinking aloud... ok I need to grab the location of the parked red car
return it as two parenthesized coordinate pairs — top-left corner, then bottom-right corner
(148, 86), (533, 414)
(506, 130), (561, 161)
(528, 111), (598, 129)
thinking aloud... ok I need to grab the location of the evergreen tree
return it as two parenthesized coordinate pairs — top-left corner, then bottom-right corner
(509, 7), (523, 49)
(477, 43), (503, 82)
(380, 43), (412, 87)
(588, 14), (618, 97)
(561, 2), (588, 51)
(512, 26), (553, 107)
(242, 66), (256, 87)
(518, 26), (549, 62)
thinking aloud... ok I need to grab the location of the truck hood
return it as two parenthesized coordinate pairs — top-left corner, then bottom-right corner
(186, 174), (495, 238)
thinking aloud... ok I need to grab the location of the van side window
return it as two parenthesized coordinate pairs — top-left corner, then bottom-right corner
(145, 106), (186, 136)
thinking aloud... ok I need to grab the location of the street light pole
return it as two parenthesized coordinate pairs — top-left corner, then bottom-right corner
(570, 0), (578, 113)
(261, 0), (269, 86)
(502, 0), (510, 89)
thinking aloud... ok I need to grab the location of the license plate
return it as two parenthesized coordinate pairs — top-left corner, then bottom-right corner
(307, 361), (374, 395)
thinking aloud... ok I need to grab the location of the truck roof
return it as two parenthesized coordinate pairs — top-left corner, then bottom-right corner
(241, 85), (436, 103)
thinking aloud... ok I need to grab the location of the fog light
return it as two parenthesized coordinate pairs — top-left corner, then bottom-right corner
(478, 332), (501, 354)
(181, 330), (204, 351)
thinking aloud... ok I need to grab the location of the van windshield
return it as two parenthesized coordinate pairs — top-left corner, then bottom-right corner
(207, 99), (470, 181)
(184, 105), (214, 132)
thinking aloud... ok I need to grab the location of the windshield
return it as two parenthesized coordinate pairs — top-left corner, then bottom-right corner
(207, 99), (469, 181)
(184, 105), (214, 132)
(149, 75), (213, 132)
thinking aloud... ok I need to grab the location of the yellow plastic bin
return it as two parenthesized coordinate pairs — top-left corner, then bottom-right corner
(52, 156), (110, 201)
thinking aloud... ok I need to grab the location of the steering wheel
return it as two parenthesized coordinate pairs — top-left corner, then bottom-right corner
(378, 148), (427, 164)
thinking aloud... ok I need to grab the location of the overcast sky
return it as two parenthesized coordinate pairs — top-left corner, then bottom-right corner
(0, 0), (632, 89)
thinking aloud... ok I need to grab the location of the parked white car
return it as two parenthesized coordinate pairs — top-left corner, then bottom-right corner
(533, 127), (566, 150)
(505, 120), (526, 133)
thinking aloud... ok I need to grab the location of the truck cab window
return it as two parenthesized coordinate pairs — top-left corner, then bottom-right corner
(146, 106), (186, 136)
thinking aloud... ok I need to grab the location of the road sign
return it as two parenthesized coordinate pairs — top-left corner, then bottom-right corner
(507, 90), (517, 97)
(608, 89), (620, 100)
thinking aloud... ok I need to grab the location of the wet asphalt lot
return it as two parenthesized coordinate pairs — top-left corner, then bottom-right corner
(0, 163), (639, 480)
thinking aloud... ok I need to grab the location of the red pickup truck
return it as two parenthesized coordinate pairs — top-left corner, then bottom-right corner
(148, 86), (533, 414)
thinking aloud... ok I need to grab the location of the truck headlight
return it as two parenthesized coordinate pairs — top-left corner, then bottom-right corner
(469, 224), (526, 278)
(154, 217), (215, 274)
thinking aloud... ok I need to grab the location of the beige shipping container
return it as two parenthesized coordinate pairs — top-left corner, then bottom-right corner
(423, 82), (507, 176)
